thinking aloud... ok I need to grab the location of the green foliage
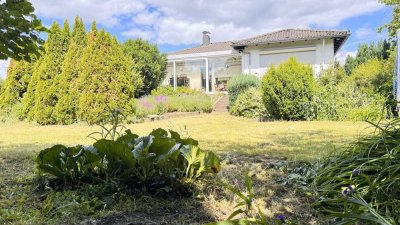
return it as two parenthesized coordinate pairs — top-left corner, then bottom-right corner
(137, 94), (212, 117)
(52, 17), (87, 124)
(350, 57), (394, 97)
(379, 0), (400, 39)
(314, 79), (386, 121)
(318, 62), (346, 86)
(0, 59), (34, 111)
(36, 110), (221, 187)
(0, 0), (47, 61)
(261, 57), (316, 120)
(30, 21), (71, 125)
(151, 86), (202, 96)
(205, 173), (289, 225)
(312, 119), (400, 224)
(344, 41), (391, 75)
(227, 74), (260, 105)
(314, 59), (391, 122)
(77, 27), (139, 124)
(123, 39), (167, 97)
(0, 78), (4, 91)
(229, 87), (267, 119)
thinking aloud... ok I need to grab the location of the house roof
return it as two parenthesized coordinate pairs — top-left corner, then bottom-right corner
(169, 29), (350, 56)
(170, 41), (234, 55)
(232, 29), (350, 53)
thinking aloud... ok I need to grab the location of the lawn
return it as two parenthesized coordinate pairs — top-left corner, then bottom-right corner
(0, 113), (373, 224)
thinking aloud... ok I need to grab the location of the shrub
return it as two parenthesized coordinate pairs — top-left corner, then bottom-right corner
(136, 94), (212, 117)
(151, 86), (201, 96)
(313, 81), (386, 121)
(227, 74), (260, 105)
(261, 57), (316, 120)
(229, 87), (267, 119)
(312, 119), (400, 224)
(166, 95), (212, 113)
(349, 58), (393, 96)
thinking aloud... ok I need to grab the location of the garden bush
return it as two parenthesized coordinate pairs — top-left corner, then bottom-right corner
(136, 94), (212, 117)
(314, 73), (387, 121)
(151, 86), (202, 96)
(261, 57), (316, 120)
(227, 74), (260, 105)
(229, 87), (267, 119)
(312, 119), (400, 224)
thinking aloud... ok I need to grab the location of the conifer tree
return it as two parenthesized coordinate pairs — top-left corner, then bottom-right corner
(77, 27), (138, 124)
(31, 21), (70, 124)
(0, 59), (34, 111)
(21, 57), (42, 120)
(52, 17), (87, 124)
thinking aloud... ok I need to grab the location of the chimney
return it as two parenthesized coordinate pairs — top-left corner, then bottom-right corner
(202, 31), (210, 45)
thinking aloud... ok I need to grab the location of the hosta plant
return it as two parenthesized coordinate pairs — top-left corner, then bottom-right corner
(37, 110), (221, 190)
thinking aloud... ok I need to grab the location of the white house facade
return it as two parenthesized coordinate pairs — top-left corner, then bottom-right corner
(164, 29), (350, 93)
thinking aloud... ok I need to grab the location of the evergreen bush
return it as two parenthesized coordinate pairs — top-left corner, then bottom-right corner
(261, 57), (316, 120)
(227, 74), (260, 105)
(229, 87), (267, 119)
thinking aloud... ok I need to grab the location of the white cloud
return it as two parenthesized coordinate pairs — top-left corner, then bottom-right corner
(336, 51), (357, 65)
(0, 60), (10, 79)
(122, 28), (155, 40)
(133, 10), (160, 25)
(31, 0), (146, 27)
(30, 0), (385, 45)
(355, 27), (375, 40)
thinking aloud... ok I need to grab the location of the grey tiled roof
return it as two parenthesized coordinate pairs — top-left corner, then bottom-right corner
(232, 29), (350, 46)
(169, 29), (350, 56)
(170, 41), (234, 55)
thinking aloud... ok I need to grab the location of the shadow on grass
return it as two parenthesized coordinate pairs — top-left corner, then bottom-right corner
(0, 143), (216, 225)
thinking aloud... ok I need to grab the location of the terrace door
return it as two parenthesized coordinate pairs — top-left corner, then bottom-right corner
(201, 67), (212, 92)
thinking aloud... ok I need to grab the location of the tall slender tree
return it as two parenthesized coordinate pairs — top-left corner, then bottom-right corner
(77, 27), (138, 124)
(0, 59), (34, 111)
(52, 17), (87, 124)
(21, 57), (42, 120)
(31, 21), (70, 124)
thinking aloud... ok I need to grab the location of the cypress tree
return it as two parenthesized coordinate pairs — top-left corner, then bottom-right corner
(52, 17), (87, 124)
(77, 27), (137, 124)
(31, 21), (70, 124)
(21, 57), (42, 120)
(0, 59), (34, 111)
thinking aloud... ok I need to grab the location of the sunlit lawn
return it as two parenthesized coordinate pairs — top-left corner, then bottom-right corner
(0, 113), (373, 224)
(1, 113), (371, 161)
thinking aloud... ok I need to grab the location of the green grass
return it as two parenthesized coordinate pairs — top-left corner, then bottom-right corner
(0, 113), (372, 224)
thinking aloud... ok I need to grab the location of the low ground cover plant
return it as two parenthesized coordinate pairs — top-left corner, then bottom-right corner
(227, 74), (260, 106)
(37, 110), (221, 190)
(151, 86), (202, 96)
(136, 91), (213, 117)
(311, 119), (400, 224)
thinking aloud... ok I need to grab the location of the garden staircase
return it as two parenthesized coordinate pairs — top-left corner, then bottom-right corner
(213, 94), (229, 112)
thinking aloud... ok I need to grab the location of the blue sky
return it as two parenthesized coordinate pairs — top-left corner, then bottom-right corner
(0, 0), (394, 78)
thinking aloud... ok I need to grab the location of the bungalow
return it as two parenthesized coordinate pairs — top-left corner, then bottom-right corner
(163, 29), (350, 92)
